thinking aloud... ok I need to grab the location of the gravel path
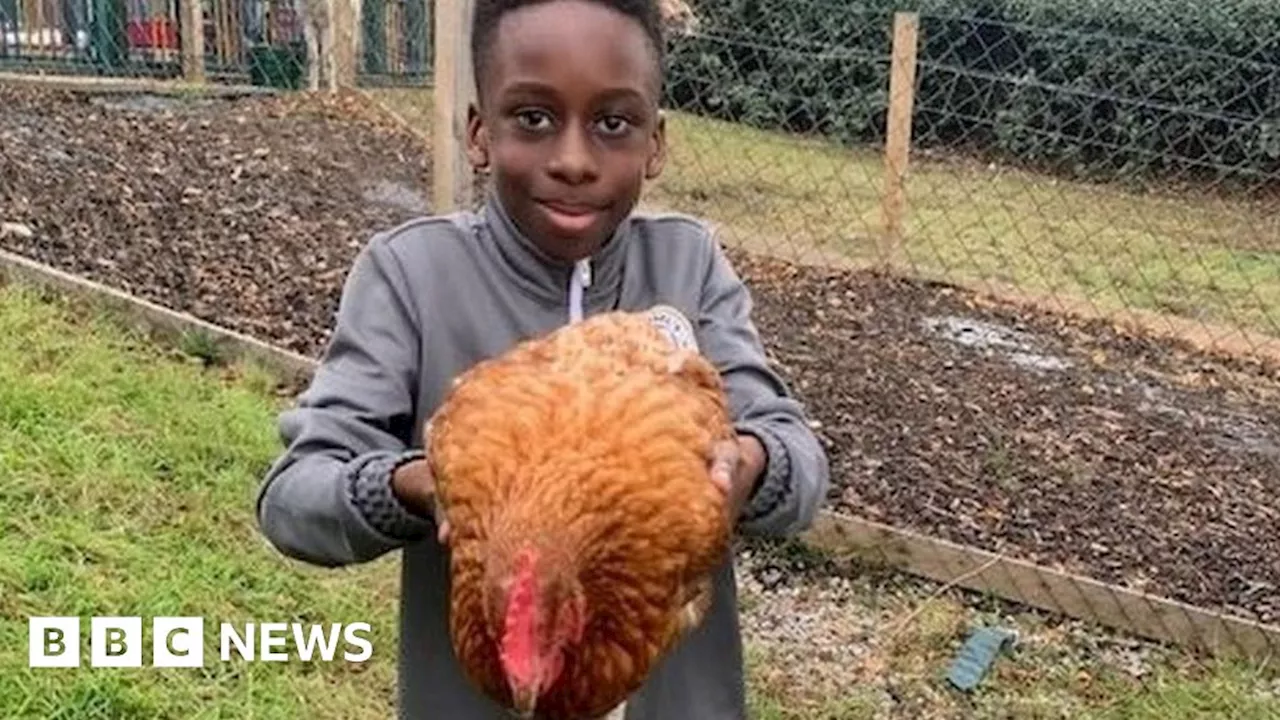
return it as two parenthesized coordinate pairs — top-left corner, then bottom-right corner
(2, 82), (1278, 630)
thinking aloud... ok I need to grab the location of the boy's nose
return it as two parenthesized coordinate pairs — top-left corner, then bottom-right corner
(546, 126), (599, 185)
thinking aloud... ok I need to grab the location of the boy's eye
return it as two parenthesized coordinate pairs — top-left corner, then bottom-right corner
(515, 109), (554, 132)
(595, 116), (632, 136)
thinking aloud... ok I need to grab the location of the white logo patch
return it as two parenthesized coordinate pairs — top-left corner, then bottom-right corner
(646, 305), (699, 352)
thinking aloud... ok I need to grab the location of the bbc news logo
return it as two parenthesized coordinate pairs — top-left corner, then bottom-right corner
(29, 617), (374, 668)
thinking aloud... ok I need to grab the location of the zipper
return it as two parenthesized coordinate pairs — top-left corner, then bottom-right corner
(567, 257), (592, 323)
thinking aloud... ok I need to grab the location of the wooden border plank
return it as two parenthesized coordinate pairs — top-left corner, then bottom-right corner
(0, 249), (318, 383)
(802, 511), (1280, 662)
(0, 71), (279, 96)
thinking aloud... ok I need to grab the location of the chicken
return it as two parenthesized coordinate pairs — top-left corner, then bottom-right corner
(425, 305), (735, 719)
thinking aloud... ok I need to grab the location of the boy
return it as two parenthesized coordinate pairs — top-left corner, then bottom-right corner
(254, 0), (830, 716)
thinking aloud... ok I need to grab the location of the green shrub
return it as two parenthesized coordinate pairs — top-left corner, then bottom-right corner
(663, 0), (1280, 191)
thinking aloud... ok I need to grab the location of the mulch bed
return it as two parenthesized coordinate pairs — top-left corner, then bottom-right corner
(3, 82), (1278, 630)
(0, 83), (429, 352)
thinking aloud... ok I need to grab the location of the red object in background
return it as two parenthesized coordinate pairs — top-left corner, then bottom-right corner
(126, 17), (178, 49)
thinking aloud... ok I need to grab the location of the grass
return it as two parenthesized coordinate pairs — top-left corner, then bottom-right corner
(648, 112), (1280, 339)
(368, 87), (1280, 342)
(0, 284), (400, 719)
(1, 280), (1276, 718)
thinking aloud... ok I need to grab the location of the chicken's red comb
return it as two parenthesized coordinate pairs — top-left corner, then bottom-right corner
(499, 548), (541, 688)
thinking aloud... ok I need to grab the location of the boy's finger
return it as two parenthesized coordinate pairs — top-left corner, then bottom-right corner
(709, 465), (731, 493)
(431, 494), (450, 545)
(707, 440), (738, 493)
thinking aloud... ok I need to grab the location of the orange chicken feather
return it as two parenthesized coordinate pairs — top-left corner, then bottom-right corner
(425, 306), (735, 719)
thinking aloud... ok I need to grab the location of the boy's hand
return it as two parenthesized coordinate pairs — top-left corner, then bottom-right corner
(708, 434), (767, 523)
(391, 459), (451, 544)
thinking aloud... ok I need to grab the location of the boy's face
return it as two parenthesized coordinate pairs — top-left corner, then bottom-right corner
(467, 0), (666, 263)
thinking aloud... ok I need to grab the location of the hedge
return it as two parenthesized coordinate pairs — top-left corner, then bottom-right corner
(662, 0), (1280, 190)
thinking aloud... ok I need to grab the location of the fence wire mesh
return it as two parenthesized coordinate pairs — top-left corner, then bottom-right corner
(657, 0), (1280, 349)
(648, 0), (1280, 708)
(1, 0), (1278, 713)
(655, 0), (1279, 680)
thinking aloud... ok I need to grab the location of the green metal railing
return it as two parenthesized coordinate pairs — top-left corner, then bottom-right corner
(0, 0), (432, 87)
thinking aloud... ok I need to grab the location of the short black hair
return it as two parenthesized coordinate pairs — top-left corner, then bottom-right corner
(470, 0), (666, 99)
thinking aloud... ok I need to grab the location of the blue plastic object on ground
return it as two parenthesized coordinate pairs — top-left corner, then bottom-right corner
(945, 626), (1018, 692)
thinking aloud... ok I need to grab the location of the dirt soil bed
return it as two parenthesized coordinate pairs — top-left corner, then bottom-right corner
(3, 82), (1278, 628)
(0, 82), (431, 353)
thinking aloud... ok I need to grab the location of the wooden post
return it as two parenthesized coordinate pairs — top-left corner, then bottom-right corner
(386, 0), (402, 73)
(432, 0), (476, 212)
(180, 0), (206, 83)
(880, 11), (918, 269)
(332, 0), (358, 89)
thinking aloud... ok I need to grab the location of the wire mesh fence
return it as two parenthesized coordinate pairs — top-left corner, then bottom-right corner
(644, 0), (1280, 694)
(1, 0), (1278, 707)
(657, 0), (1280, 354)
(651, 0), (1280, 676)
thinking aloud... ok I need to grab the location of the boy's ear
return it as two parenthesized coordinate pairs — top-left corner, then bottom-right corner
(465, 103), (490, 171)
(645, 109), (667, 180)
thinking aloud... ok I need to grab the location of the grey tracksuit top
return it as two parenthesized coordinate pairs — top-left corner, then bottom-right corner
(254, 192), (831, 719)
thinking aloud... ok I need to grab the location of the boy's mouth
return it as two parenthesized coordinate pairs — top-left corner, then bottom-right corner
(537, 200), (604, 236)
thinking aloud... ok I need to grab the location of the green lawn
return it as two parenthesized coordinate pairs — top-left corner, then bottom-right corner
(0, 284), (400, 719)
(1, 280), (1276, 718)
(647, 112), (1280, 339)
(368, 88), (1280, 342)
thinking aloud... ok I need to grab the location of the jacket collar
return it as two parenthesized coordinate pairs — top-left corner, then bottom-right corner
(480, 189), (631, 309)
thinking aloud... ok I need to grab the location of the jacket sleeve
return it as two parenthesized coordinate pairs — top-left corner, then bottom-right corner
(256, 235), (437, 568)
(695, 239), (831, 537)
